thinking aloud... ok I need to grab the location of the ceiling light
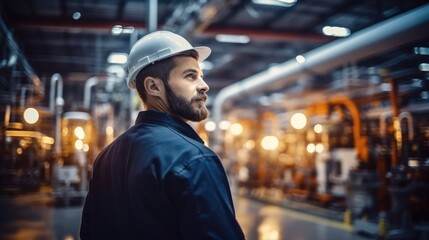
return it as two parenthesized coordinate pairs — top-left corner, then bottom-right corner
(111, 25), (134, 35)
(107, 53), (128, 64)
(295, 55), (305, 63)
(414, 47), (429, 55)
(252, 0), (297, 7)
(278, 0), (297, 4)
(419, 63), (429, 71)
(111, 25), (123, 35)
(122, 27), (134, 34)
(72, 12), (81, 20)
(322, 26), (351, 37)
(215, 34), (250, 44)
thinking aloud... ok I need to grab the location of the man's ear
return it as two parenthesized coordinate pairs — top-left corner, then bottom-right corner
(144, 77), (164, 97)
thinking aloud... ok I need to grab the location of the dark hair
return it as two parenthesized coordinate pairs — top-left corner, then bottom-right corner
(135, 50), (199, 102)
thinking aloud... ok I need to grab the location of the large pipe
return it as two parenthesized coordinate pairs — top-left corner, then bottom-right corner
(49, 73), (63, 113)
(83, 77), (100, 110)
(49, 73), (64, 160)
(83, 75), (122, 110)
(212, 4), (429, 146)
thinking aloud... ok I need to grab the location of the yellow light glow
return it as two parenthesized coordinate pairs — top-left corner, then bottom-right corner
(17, 147), (23, 154)
(205, 121), (216, 132)
(261, 136), (279, 150)
(291, 113), (307, 129)
(83, 144), (89, 152)
(63, 234), (74, 240)
(258, 217), (280, 240)
(314, 124), (323, 133)
(75, 139), (84, 150)
(62, 127), (69, 137)
(244, 139), (255, 150)
(219, 120), (230, 130)
(230, 123), (243, 135)
(307, 143), (316, 153)
(23, 107), (39, 124)
(316, 143), (324, 153)
(42, 136), (55, 145)
(74, 126), (85, 140)
(5, 130), (43, 138)
(106, 126), (114, 135)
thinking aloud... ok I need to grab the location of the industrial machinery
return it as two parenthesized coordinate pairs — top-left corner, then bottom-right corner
(0, 126), (54, 191)
(214, 71), (429, 238)
(52, 111), (95, 204)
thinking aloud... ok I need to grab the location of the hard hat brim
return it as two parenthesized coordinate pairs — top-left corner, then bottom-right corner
(127, 46), (211, 89)
(194, 46), (211, 62)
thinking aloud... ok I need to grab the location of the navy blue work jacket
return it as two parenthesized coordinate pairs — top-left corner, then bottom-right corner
(80, 110), (245, 240)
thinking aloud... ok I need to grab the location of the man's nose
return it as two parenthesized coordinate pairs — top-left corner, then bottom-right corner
(198, 78), (209, 93)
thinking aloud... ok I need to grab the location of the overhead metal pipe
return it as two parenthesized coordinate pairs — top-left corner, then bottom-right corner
(147, 0), (158, 32)
(202, 27), (331, 42)
(212, 3), (429, 147)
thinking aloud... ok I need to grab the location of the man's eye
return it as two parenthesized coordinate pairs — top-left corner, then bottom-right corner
(186, 74), (197, 79)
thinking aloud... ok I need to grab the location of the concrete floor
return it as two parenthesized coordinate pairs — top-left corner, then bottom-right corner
(0, 189), (370, 240)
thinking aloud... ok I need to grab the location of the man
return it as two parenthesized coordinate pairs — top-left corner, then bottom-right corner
(80, 31), (245, 239)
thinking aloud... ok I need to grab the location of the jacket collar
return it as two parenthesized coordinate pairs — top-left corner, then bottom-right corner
(135, 110), (204, 144)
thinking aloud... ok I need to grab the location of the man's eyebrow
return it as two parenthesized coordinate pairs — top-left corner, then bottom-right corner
(182, 68), (202, 76)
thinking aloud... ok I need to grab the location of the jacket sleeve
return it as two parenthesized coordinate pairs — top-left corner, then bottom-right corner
(166, 155), (245, 240)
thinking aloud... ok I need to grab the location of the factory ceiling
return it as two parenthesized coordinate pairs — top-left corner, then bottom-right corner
(1, 0), (428, 111)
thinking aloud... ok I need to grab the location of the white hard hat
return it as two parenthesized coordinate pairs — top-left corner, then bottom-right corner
(126, 30), (211, 89)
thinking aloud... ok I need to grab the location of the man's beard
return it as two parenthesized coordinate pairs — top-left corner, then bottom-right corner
(164, 82), (209, 122)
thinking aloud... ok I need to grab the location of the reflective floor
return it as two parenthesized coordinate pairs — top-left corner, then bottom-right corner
(234, 197), (366, 240)
(0, 189), (369, 240)
(0, 187), (83, 240)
